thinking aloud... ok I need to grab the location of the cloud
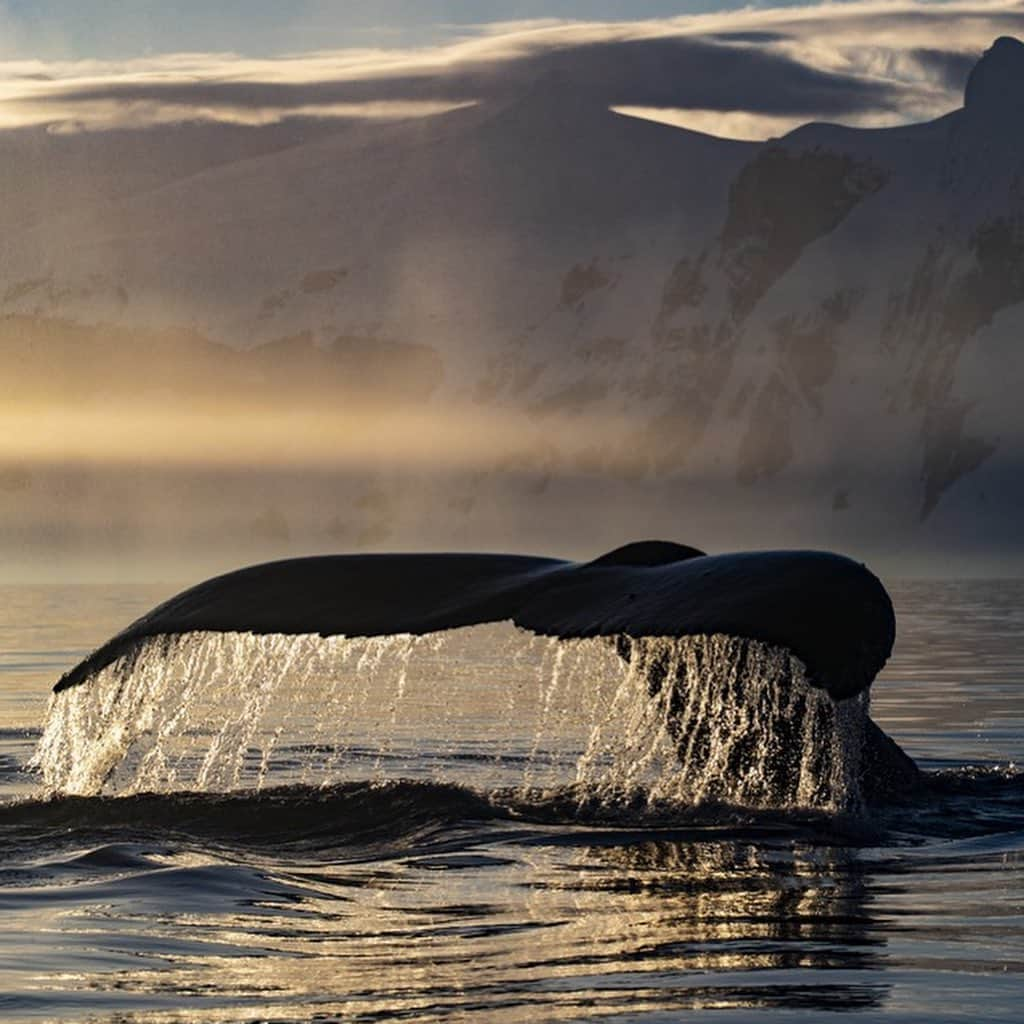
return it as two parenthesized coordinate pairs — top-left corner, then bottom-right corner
(611, 106), (823, 142)
(39, 100), (475, 133)
(0, 1), (1020, 136)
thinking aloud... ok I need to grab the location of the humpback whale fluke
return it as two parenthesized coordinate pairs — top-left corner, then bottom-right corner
(42, 542), (923, 807)
(53, 543), (894, 703)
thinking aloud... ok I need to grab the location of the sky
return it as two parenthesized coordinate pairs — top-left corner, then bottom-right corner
(0, 2), (873, 58)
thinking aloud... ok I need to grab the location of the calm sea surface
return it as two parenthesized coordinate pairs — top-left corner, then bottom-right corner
(0, 579), (1021, 1022)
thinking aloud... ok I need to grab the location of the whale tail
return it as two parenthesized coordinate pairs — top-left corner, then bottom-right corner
(54, 544), (896, 705)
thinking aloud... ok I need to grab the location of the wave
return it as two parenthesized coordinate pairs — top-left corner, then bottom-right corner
(0, 778), (875, 859)
(3, 767), (1022, 856)
(876, 763), (1024, 840)
(0, 780), (498, 854)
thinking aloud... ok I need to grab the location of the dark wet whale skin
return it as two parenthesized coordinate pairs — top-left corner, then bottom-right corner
(54, 541), (894, 706)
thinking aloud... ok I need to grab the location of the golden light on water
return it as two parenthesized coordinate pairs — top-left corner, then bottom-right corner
(1, 838), (877, 1022)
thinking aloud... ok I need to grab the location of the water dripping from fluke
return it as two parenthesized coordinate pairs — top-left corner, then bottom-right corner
(31, 629), (917, 814)
(31, 545), (920, 815)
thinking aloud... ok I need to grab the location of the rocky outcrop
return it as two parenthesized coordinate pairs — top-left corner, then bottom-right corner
(964, 36), (1024, 112)
(718, 147), (886, 320)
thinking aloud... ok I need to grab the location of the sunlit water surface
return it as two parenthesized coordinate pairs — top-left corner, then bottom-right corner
(0, 580), (1021, 1022)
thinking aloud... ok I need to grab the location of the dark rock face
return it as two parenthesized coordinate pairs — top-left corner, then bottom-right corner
(648, 143), (887, 489)
(561, 261), (612, 307)
(964, 36), (1024, 112)
(881, 214), (1024, 518)
(719, 147), (887, 321)
(734, 280), (858, 488)
(736, 376), (793, 485)
(658, 255), (708, 321)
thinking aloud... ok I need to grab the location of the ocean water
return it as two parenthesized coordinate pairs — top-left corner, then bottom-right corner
(0, 580), (1022, 1022)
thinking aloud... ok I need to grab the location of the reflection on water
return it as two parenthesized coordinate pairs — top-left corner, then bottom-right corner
(0, 831), (896, 1021)
(541, 841), (884, 992)
(0, 580), (1021, 1022)
(0, 583), (171, 729)
(876, 580), (1024, 766)
(7, 817), (1020, 1022)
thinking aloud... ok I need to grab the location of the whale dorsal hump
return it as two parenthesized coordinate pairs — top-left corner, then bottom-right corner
(587, 540), (706, 567)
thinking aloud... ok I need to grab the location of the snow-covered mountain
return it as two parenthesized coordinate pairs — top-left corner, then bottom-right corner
(3, 37), (1023, 575)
